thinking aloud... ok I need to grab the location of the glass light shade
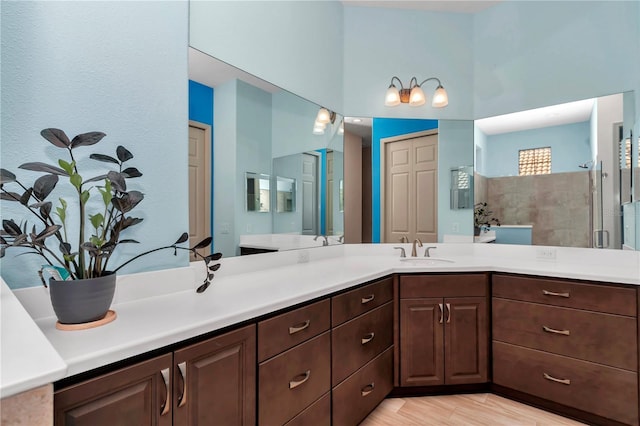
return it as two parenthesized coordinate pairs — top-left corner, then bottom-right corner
(314, 120), (326, 130)
(432, 85), (449, 108)
(313, 126), (325, 135)
(409, 86), (426, 106)
(384, 86), (401, 106)
(316, 108), (331, 124)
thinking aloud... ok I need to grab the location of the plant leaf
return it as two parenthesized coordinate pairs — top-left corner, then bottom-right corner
(118, 239), (140, 244)
(89, 153), (119, 164)
(58, 159), (75, 175)
(33, 174), (58, 200)
(59, 242), (71, 255)
(0, 169), (16, 184)
(39, 202), (52, 219)
(40, 128), (71, 148)
(2, 220), (22, 236)
(208, 263), (221, 272)
(80, 190), (90, 204)
(34, 225), (61, 242)
(70, 131), (106, 148)
(19, 162), (68, 176)
(117, 216), (143, 231)
(174, 232), (189, 244)
(83, 174), (108, 184)
(90, 213), (104, 229)
(122, 167), (142, 178)
(116, 146), (133, 162)
(107, 171), (126, 193)
(0, 192), (21, 202)
(191, 237), (212, 250)
(20, 188), (33, 205)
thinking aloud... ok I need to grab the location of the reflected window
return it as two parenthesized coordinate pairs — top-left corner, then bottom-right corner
(246, 172), (270, 212)
(519, 147), (551, 176)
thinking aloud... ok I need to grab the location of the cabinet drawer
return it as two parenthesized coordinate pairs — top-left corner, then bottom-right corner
(400, 274), (487, 299)
(493, 274), (636, 316)
(258, 298), (330, 362)
(259, 332), (331, 426)
(284, 392), (330, 426)
(332, 276), (393, 326)
(493, 341), (639, 426)
(493, 298), (637, 370)
(332, 347), (393, 426)
(332, 302), (394, 386)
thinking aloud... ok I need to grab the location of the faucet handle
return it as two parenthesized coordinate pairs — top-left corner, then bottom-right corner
(399, 236), (409, 243)
(424, 246), (437, 257)
(393, 247), (406, 258)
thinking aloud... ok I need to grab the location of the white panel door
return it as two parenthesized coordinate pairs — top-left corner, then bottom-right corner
(188, 123), (211, 258)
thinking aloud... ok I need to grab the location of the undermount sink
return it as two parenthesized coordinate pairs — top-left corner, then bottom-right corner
(399, 257), (455, 265)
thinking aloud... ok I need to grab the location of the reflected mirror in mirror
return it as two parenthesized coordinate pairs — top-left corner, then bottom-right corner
(276, 176), (296, 213)
(246, 172), (270, 213)
(474, 92), (635, 249)
(188, 47), (344, 257)
(451, 166), (473, 209)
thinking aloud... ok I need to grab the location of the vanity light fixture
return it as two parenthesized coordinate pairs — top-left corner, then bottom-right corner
(384, 76), (449, 108)
(316, 107), (336, 125)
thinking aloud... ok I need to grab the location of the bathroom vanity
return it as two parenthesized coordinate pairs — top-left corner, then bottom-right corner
(3, 243), (640, 425)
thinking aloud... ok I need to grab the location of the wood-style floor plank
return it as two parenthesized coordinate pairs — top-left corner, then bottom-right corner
(360, 394), (587, 426)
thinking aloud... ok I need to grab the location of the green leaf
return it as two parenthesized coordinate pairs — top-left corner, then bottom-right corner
(99, 180), (113, 206)
(80, 190), (90, 204)
(70, 173), (82, 190)
(90, 213), (104, 229)
(89, 236), (104, 247)
(58, 159), (75, 175)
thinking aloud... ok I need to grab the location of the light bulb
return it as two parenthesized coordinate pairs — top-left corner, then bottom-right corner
(316, 108), (331, 124)
(432, 85), (449, 108)
(384, 85), (401, 106)
(409, 86), (426, 107)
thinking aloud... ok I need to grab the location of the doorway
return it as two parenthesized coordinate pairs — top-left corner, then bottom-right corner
(382, 130), (438, 244)
(302, 152), (319, 235)
(188, 121), (212, 258)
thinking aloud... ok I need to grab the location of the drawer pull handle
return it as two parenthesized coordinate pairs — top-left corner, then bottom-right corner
(289, 370), (311, 389)
(361, 294), (375, 304)
(361, 382), (375, 397)
(177, 361), (187, 408)
(542, 289), (570, 298)
(361, 332), (375, 345)
(542, 325), (570, 336)
(289, 320), (310, 335)
(438, 303), (444, 324)
(446, 303), (451, 323)
(543, 372), (571, 385)
(160, 368), (171, 416)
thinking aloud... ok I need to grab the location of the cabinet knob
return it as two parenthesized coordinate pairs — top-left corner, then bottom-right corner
(438, 303), (444, 324)
(289, 320), (310, 335)
(177, 361), (188, 408)
(289, 370), (311, 389)
(543, 372), (571, 385)
(361, 382), (375, 397)
(446, 303), (451, 323)
(159, 368), (171, 416)
(542, 289), (570, 298)
(361, 332), (375, 345)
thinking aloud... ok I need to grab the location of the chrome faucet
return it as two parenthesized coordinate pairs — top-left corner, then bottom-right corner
(399, 235), (409, 243)
(394, 247), (406, 258)
(411, 239), (423, 257)
(424, 246), (437, 257)
(314, 235), (329, 246)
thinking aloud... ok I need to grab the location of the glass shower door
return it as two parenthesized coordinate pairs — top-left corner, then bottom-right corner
(593, 161), (608, 248)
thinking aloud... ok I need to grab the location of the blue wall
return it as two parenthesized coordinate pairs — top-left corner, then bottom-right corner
(188, 80), (215, 249)
(371, 118), (439, 242)
(483, 121), (591, 177)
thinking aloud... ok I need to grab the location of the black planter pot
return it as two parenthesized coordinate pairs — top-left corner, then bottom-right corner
(474, 226), (481, 236)
(49, 273), (116, 324)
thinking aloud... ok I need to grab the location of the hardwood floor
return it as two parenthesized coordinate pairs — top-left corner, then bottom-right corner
(360, 393), (586, 425)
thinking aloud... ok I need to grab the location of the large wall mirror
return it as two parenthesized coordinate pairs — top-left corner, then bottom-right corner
(188, 48), (344, 257)
(474, 91), (637, 249)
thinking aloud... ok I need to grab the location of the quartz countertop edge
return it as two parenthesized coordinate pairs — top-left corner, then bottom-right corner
(3, 244), (640, 396)
(0, 279), (67, 398)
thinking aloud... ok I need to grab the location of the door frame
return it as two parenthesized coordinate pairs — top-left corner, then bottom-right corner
(188, 120), (212, 256)
(380, 129), (438, 243)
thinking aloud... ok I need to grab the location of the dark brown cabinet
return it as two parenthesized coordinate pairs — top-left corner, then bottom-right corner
(55, 324), (256, 426)
(492, 274), (639, 426)
(399, 274), (488, 387)
(55, 354), (173, 426)
(173, 324), (256, 426)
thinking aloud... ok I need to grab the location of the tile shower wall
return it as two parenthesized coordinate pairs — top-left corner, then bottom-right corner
(479, 172), (590, 247)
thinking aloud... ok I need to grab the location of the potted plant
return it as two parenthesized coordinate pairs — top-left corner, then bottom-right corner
(1, 128), (220, 325)
(473, 202), (500, 236)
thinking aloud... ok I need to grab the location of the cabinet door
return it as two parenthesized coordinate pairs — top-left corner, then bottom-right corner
(173, 324), (256, 426)
(444, 297), (488, 384)
(54, 353), (173, 426)
(399, 298), (444, 386)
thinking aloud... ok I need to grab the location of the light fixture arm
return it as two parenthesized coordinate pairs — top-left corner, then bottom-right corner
(388, 76), (404, 89)
(415, 77), (442, 88)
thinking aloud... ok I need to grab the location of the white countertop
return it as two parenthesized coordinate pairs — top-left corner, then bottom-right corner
(239, 233), (341, 251)
(3, 243), (640, 398)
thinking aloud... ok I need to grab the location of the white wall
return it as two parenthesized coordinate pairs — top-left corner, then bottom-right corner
(343, 6), (474, 120)
(1, 1), (189, 288)
(189, 1), (344, 113)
